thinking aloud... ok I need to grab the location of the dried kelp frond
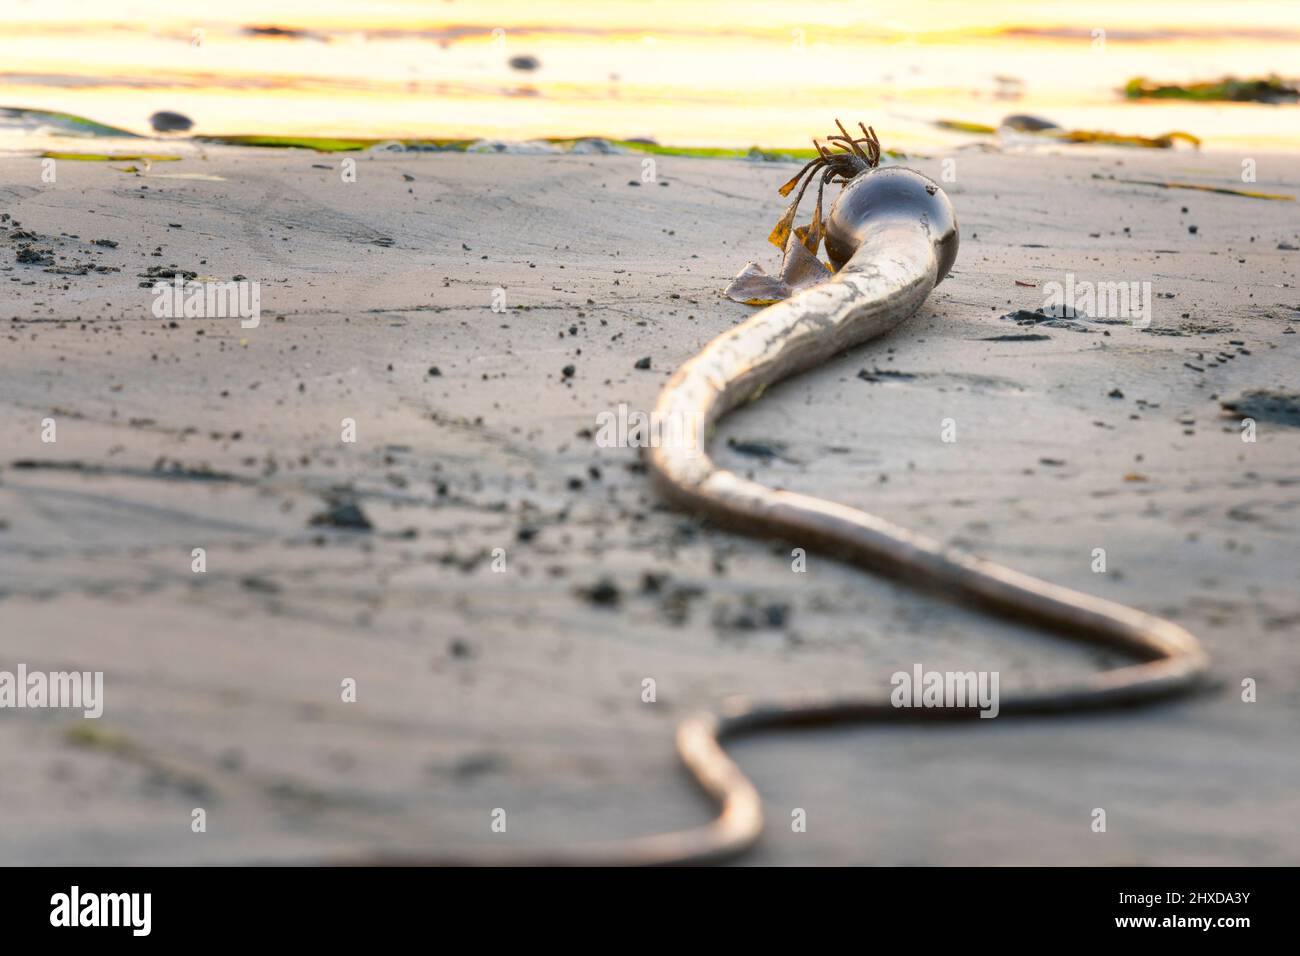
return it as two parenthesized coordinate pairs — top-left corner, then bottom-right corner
(767, 120), (882, 255)
(935, 115), (1203, 150)
(1055, 128), (1201, 149)
(728, 120), (884, 305)
(1099, 176), (1294, 201)
(724, 230), (832, 305)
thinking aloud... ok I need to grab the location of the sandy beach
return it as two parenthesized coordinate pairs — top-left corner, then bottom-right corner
(1, 142), (1298, 865)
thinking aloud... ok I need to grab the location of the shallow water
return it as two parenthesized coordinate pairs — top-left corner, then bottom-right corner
(1, 0), (1297, 150)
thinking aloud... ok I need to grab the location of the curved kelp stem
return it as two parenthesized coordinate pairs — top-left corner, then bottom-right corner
(643, 160), (1208, 865)
(340, 126), (1209, 867)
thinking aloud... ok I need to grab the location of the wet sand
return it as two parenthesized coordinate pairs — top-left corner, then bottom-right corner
(1, 145), (1298, 864)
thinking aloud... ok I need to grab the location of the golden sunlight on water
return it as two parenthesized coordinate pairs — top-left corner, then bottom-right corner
(1, 0), (1298, 149)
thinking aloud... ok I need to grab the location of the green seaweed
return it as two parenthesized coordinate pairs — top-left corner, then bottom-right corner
(934, 119), (999, 134)
(41, 151), (182, 162)
(599, 140), (821, 161)
(198, 134), (483, 152)
(562, 139), (907, 162)
(1124, 75), (1299, 103)
(196, 133), (833, 160)
(19, 110), (902, 163)
(197, 134), (389, 151)
(65, 723), (135, 756)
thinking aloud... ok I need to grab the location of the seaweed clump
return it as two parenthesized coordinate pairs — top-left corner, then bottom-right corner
(724, 120), (883, 305)
(1124, 75), (1299, 103)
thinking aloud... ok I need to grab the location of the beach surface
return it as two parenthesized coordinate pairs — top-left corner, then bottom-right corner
(1, 144), (1298, 864)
